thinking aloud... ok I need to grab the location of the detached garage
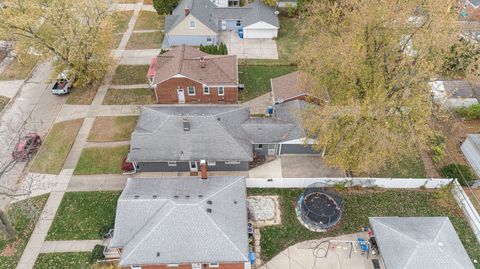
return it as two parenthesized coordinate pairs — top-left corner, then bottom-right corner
(243, 21), (279, 39)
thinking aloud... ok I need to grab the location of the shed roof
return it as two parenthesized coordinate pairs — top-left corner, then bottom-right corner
(369, 217), (475, 269)
(461, 134), (480, 177)
(110, 177), (249, 266)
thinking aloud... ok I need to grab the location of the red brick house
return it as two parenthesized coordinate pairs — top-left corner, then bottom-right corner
(147, 46), (239, 104)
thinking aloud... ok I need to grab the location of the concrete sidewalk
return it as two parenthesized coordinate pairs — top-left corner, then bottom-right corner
(40, 240), (104, 253)
(0, 80), (23, 98)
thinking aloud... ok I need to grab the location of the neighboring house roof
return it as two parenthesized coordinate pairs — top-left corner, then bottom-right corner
(430, 80), (480, 101)
(129, 106), (253, 162)
(271, 71), (310, 104)
(467, 0), (480, 8)
(151, 45), (238, 86)
(110, 176), (249, 266)
(369, 217), (475, 269)
(129, 101), (309, 162)
(461, 134), (480, 177)
(165, 0), (279, 34)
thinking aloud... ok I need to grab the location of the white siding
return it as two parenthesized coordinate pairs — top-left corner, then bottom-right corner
(169, 14), (216, 36)
(243, 21), (278, 39)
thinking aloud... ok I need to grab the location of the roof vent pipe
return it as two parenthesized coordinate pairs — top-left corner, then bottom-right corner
(183, 119), (190, 131)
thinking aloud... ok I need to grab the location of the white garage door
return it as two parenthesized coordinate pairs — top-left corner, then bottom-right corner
(244, 29), (278, 39)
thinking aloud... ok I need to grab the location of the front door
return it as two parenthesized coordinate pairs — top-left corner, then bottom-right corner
(221, 20), (227, 30)
(177, 89), (185, 104)
(268, 144), (277, 156)
(189, 161), (198, 172)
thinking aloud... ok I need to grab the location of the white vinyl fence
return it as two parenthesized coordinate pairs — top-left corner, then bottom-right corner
(246, 177), (480, 244)
(452, 179), (480, 243)
(246, 177), (453, 189)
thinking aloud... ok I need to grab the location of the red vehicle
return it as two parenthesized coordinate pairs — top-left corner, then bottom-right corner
(12, 133), (42, 161)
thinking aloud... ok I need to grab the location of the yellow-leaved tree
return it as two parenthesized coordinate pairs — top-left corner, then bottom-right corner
(0, 0), (114, 86)
(297, 0), (460, 176)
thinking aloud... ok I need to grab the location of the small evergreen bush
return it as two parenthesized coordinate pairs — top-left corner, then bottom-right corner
(457, 104), (480, 120)
(90, 244), (105, 263)
(440, 164), (476, 186)
(199, 43), (228, 55)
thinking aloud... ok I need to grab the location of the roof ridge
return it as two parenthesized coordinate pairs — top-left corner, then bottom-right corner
(196, 203), (248, 261)
(429, 218), (468, 269)
(212, 115), (252, 161)
(177, 45), (186, 74)
(198, 176), (243, 203)
(122, 201), (176, 259)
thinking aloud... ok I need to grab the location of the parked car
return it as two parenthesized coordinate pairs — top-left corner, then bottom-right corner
(12, 133), (42, 161)
(51, 71), (73, 95)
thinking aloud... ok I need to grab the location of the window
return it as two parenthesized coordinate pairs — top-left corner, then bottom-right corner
(168, 161), (177, 167)
(131, 266), (142, 269)
(188, 86), (196, 96)
(167, 264), (179, 267)
(218, 86), (224, 96)
(255, 144), (263, 149)
(206, 37), (213, 44)
(225, 161), (240, 165)
(208, 263), (220, 268)
(189, 20), (196, 29)
(203, 86), (210, 95)
(236, 20), (241, 26)
(192, 264), (202, 269)
(207, 160), (216, 166)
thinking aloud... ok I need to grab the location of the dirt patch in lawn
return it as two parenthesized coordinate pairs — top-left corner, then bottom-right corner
(30, 119), (84, 174)
(103, 88), (156, 105)
(438, 118), (480, 166)
(88, 116), (138, 142)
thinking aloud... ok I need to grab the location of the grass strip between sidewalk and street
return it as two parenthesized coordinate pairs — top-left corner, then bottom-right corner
(30, 119), (84, 174)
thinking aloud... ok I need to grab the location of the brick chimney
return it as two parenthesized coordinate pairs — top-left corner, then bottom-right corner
(200, 160), (207, 179)
(184, 6), (190, 16)
(200, 57), (205, 68)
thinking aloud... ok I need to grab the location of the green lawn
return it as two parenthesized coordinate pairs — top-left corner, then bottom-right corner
(0, 58), (37, 80)
(65, 82), (101, 105)
(375, 155), (427, 178)
(30, 119), (84, 174)
(239, 65), (297, 101)
(35, 252), (93, 269)
(134, 11), (164, 30)
(0, 96), (10, 112)
(111, 65), (149, 85)
(102, 88), (156, 105)
(248, 188), (480, 264)
(87, 116), (138, 142)
(0, 195), (49, 268)
(112, 11), (133, 34)
(73, 145), (129, 175)
(47, 192), (120, 240)
(126, 32), (164, 49)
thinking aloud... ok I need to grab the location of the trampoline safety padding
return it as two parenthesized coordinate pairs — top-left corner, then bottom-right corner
(295, 183), (344, 232)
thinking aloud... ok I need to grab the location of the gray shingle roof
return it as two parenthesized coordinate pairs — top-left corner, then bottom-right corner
(441, 80), (480, 98)
(165, 0), (279, 33)
(129, 106), (253, 162)
(369, 217), (475, 269)
(110, 176), (249, 266)
(129, 102), (309, 162)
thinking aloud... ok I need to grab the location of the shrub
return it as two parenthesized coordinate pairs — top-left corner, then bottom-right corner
(153, 0), (179, 15)
(457, 104), (480, 120)
(430, 133), (446, 163)
(199, 43), (228, 55)
(90, 244), (105, 263)
(440, 164), (476, 186)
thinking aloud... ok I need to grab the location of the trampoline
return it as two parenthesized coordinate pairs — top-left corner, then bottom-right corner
(296, 183), (344, 232)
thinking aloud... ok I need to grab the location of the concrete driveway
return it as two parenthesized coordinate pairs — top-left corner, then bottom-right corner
(281, 156), (344, 178)
(260, 232), (384, 269)
(219, 31), (278, 59)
